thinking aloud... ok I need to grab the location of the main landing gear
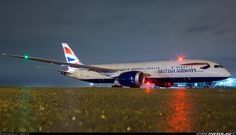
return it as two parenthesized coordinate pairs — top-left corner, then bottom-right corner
(111, 85), (123, 88)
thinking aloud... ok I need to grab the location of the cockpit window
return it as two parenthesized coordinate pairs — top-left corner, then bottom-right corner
(200, 64), (210, 69)
(214, 65), (224, 68)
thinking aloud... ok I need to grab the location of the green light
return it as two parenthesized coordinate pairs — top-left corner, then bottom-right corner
(24, 54), (29, 59)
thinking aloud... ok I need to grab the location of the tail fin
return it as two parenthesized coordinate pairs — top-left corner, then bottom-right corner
(62, 43), (83, 65)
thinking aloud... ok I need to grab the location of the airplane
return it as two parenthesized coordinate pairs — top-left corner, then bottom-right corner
(2, 43), (231, 88)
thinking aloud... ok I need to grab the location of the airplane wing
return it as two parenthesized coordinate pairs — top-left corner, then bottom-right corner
(2, 53), (118, 73)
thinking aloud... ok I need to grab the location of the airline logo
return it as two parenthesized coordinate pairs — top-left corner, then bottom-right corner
(158, 68), (198, 74)
(63, 47), (76, 63)
(62, 43), (80, 64)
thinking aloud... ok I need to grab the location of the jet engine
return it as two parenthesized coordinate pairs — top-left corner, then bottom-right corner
(118, 71), (145, 88)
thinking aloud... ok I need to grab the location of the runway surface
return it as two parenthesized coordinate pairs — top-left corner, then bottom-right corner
(0, 87), (236, 132)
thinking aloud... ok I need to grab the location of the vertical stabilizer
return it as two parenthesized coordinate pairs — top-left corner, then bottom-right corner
(62, 43), (83, 72)
(62, 43), (82, 65)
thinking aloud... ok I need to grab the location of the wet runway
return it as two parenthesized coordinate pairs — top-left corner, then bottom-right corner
(0, 87), (236, 132)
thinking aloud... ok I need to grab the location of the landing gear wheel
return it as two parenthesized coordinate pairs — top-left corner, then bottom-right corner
(205, 82), (213, 88)
(111, 85), (122, 88)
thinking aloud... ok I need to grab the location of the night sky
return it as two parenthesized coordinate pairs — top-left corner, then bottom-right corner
(1, 0), (236, 86)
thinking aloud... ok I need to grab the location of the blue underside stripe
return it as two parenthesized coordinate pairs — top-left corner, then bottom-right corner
(80, 77), (228, 83)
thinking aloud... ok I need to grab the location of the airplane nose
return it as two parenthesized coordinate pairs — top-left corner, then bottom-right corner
(224, 69), (231, 77)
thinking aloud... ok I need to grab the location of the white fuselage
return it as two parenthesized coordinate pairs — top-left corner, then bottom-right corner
(66, 59), (231, 83)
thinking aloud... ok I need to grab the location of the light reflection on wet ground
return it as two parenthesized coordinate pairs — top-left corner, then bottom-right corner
(1, 87), (236, 132)
(166, 89), (191, 132)
(144, 88), (152, 94)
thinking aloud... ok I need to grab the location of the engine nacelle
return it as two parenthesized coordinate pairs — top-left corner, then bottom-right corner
(118, 71), (145, 88)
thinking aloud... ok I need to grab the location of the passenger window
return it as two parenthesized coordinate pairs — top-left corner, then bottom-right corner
(200, 64), (210, 69)
(214, 65), (224, 68)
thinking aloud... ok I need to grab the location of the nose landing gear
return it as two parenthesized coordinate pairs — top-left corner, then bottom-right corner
(204, 82), (215, 88)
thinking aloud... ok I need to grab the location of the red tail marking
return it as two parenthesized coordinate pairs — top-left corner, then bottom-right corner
(64, 47), (73, 55)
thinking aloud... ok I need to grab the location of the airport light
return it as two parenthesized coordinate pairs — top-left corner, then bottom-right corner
(226, 78), (234, 87)
(215, 78), (236, 88)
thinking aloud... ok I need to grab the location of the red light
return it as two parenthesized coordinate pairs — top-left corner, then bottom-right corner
(146, 82), (150, 85)
(176, 55), (185, 62)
